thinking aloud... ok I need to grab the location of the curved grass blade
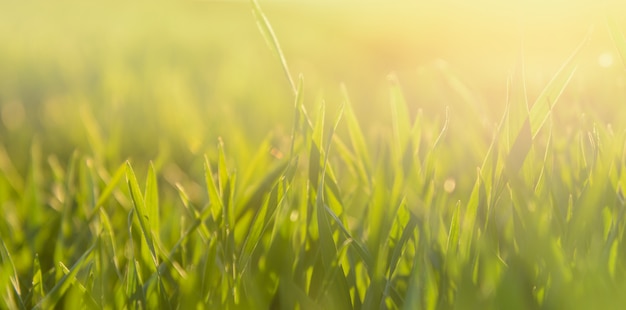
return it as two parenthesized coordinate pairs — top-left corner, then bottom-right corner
(250, 0), (296, 94)
(34, 241), (97, 309)
(125, 162), (158, 267)
(57, 261), (99, 309)
(145, 162), (160, 240)
(86, 162), (126, 221)
(506, 29), (592, 174)
(0, 240), (25, 309)
(528, 29), (591, 138)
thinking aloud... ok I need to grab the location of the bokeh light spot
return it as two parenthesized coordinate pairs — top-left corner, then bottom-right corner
(598, 52), (614, 68)
(444, 178), (456, 193)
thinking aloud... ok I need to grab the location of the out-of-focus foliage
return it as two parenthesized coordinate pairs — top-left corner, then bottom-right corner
(1, 0), (626, 309)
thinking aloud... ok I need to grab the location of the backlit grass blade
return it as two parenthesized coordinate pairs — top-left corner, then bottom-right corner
(431, 106), (450, 150)
(217, 139), (234, 230)
(506, 47), (530, 152)
(54, 151), (79, 280)
(341, 84), (372, 186)
(57, 262), (99, 308)
(99, 209), (123, 279)
(607, 14), (626, 69)
(145, 162), (160, 239)
(204, 154), (223, 222)
(217, 139), (229, 198)
(313, 102), (326, 149)
(87, 162), (126, 221)
(389, 74), (412, 157)
(34, 241), (97, 309)
(528, 29), (591, 138)
(0, 240), (25, 309)
(125, 162), (158, 267)
(314, 104), (352, 308)
(238, 183), (281, 274)
(385, 206), (417, 298)
(142, 205), (214, 290)
(31, 254), (44, 305)
(446, 201), (461, 256)
(250, 0), (296, 94)
(324, 203), (373, 268)
(316, 135), (335, 270)
(290, 75), (305, 158)
(237, 159), (289, 222)
(24, 141), (43, 226)
(507, 29), (591, 174)
(308, 103), (325, 190)
(403, 237), (423, 310)
(461, 169), (484, 258)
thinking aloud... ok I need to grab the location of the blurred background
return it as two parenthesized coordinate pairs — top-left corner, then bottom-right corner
(0, 0), (625, 181)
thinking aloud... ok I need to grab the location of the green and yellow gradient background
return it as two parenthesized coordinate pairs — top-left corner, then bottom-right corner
(0, 0), (625, 192)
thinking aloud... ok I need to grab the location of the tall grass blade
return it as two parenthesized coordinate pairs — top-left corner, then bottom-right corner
(528, 29), (591, 138)
(204, 155), (223, 222)
(145, 162), (160, 240)
(250, 0), (296, 94)
(31, 254), (44, 305)
(34, 241), (97, 309)
(87, 162), (126, 221)
(607, 14), (626, 69)
(0, 240), (25, 309)
(125, 162), (158, 267)
(388, 74), (412, 157)
(506, 29), (591, 174)
(341, 84), (372, 185)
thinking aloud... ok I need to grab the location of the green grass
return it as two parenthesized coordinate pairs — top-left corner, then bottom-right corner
(2, 1), (626, 309)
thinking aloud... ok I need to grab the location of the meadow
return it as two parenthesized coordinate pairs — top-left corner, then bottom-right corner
(1, 0), (626, 309)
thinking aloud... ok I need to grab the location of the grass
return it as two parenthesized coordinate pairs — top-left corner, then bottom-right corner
(2, 0), (626, 309)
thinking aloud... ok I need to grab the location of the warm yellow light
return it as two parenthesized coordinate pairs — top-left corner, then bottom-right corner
(598, 52), (614, 68)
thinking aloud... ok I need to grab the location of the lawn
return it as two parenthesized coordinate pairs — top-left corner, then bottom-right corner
(1, 0), (626, 309)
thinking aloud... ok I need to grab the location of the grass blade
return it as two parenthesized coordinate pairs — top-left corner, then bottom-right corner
(125, 162), (158, 267)
(145, 162), (160, 240)
(607, 14), (626, 69)
(250, 0), (296, 94)
(34, 241), (97, 309)
(506, 29), (591, 174)
(528, 29), (591, 138)
(0, 240), (25, 309)
(31, 254), (44, 305)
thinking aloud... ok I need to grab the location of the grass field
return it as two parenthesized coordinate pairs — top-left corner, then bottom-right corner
(2, 0), (626, 309)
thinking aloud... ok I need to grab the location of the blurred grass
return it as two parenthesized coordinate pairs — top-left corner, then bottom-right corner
(1, 0), (624, 167)
(2, 0), (626, 308)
